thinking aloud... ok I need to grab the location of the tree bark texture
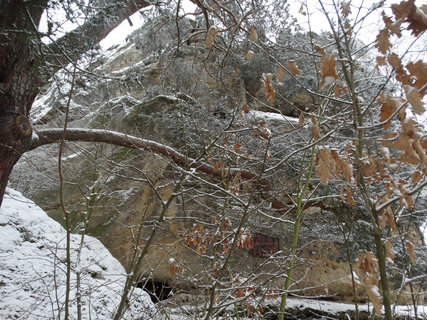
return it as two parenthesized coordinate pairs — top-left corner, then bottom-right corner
(0, 1), (46, 206)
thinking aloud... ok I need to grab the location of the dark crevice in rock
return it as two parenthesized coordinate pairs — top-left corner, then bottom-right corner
(136, 278), (173, 303)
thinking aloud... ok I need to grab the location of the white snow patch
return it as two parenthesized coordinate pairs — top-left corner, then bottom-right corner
(100, 12), (145, 50)
(99, 42), (137, 69)
(0, 188), (154, 319)
(249, 110), (298, 124)
(109, 58), (152, 76)
(31, 84), (59, 123)
(63, 150), (83, 161)
(283, 297), (427, 318)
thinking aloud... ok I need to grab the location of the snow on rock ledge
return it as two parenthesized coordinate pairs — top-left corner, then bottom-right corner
(0, 188), (154, 319)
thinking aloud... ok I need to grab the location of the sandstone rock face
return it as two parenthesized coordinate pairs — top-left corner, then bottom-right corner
(10, 16), (425, 306)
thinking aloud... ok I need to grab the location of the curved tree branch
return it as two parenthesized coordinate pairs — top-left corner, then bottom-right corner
(45, 0), (150, 71)
(31, 127), (294, 214)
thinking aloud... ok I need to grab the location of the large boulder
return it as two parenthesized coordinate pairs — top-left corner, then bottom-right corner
(0, 188), (155, 319)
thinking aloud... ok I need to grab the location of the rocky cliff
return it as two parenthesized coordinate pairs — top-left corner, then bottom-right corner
(10, 15), (426, 311)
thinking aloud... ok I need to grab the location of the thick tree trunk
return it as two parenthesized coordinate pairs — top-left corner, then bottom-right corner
(0, 113), (33, 206)
(0, 60), (44, 205)
(0, 1), (46, 206)
(0, 50), (41, 205)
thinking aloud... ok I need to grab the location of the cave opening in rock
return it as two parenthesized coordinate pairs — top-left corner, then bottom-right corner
(136, 278), (173, 303)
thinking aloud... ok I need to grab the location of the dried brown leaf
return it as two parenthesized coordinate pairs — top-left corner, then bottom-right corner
(403, 192), (415, 207)
(234, 143), (241, 154)
(315, 148), (335, 186)
(406, 60), (427, 89)
(276, 65), (285, 83)
(341, 1), (351, 18)
(262, 73), (275, 104)
(395, 69), (412, 86)
(299, 3), (307, 16)
(404, 85), (425, 115)
(334, 81), (348, 97)
(374, 158), (385, 178)
(235, 228), (254, 249)
(331, 151), (354, 183)
(250, 27), (258, 42)
(392, 122), (422, 165)
(385, 182), (394, 198)
(331, 150), (340, 170)
(413, 140), (427, 167)
(205, 26), (217, 48)
(288, 61), (300, 75)
(358, 252), (379, 274)
(383, 133), (399, 149)
(342, 160), (354, 184)
(385, 239), (395, 262)
(375, 28), (392, 54)
(365, 276), (383, 315)
(378, 210), (387, 229)
(411, 170), (423, 184)
(298, 112), (305, 127)
(314, 45), (326, 56)
(392, 1), (413, 20)
(362, 160), (376, 178)
(406, 240), (417, 266)
(385, 207), (397, 232)
(397, 178), (415, 207)
(387, 52), (403, 70)
(318, 55), (339, 90)
(344, 22), (352, 35)
(245, 50), (254, 60)
(411, 12), (426, 36)
(311, 115), (321, 140)
(377, 94), (402, 129)
(376, 56), (387, 66)
(382, 12), (402, 37)
(392, 119), (427, 167)
(168, 259), (181, 276)
(346, 186), (356, 206)
(392, 0), (427, 36)
(399, 151), (419, 166)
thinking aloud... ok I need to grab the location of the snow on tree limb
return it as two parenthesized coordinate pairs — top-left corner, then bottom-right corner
(46, 0), (151, 72)
(30, 128), (297, 215)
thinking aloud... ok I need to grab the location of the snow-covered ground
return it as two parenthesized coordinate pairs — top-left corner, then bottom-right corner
(163, 297), (427, 320)
(1, 189), (425, 319)
(0, 188), (154, 319)
(284, 296), (426, 319)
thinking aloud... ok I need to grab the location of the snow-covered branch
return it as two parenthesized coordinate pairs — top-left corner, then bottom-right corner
(405, 274), (427, 286)
(375, 180), (427, 213)
(46, 0), (150, 71)
(30, 127), (292, 213)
